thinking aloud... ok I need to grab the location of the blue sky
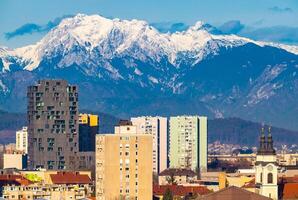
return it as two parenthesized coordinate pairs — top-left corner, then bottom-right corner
(1, 0), (298, 48)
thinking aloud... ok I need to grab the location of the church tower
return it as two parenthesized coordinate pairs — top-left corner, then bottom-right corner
(255, 127), (278, 200)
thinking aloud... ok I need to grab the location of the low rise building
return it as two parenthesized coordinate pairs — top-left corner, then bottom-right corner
(158, 168), (197, 185)
(3, 184), (91, 200)
(153, 185), (211, 199)
(3, 152), (27, 170)
(1, 171), (93, 200)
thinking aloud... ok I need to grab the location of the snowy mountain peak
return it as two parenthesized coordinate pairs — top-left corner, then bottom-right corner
(1, 14), (298, 72)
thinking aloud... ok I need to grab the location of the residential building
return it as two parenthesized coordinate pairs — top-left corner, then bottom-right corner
(169, 116), (208, 172)
(1, 171), (93, 200)
(16, 127), (28, 154)
(79, 113), (99, 152)
(158, 168), (197, 185)
(153, 185), (211, 199)
(27, 80), (79, 170)
(96, 134), (153, 200)
(131, 116), (168, 174)
(19, 170), (92, 185)
(3, 184), (92, 200)
(3, 153), (28, 170)
(255, 128), (278, 200)
(0, 174), (32, 197)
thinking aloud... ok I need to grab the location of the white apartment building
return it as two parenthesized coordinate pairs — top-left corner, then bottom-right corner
(16, 127), (28, 154)
(131, 116), (168, 174)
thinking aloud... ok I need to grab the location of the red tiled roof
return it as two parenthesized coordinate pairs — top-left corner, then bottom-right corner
(281, 175), (298, 183)
(282, 183), (298, 199)
(0, 175), (32, 186)
(50, 172), (92, 185)
(153, 184), (211, 197)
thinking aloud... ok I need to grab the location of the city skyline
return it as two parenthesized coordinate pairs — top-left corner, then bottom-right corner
(0, 0), (298, 199)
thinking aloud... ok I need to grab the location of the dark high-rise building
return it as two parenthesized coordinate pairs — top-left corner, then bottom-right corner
(79, 113), (99, 152)
(27, 80), (79, 170)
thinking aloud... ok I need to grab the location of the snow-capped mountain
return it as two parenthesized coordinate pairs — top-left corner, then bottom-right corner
(1, 14), (298, 130)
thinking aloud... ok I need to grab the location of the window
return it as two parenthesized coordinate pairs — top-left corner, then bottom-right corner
(268, 173), (273, 184)
(260, 172), (263, 183)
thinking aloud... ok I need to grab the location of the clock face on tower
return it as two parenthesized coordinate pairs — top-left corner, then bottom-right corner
(267, 165), (273, 171)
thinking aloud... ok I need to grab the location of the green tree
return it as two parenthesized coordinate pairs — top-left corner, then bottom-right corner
(166, 172), (176, 185)
(163, 188), (173, 200)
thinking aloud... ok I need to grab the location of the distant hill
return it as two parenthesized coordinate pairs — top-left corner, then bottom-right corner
(208, 118), (298, 146)
(0, 110), (297, 146)
(0, 110), (120, 144)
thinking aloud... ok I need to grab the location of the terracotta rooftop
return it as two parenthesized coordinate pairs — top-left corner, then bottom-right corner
(50, 172), (92, 185)
(159, 168), (197, 177)
(280, 175), (298, 183)
(282, 183), (298, 199)
(0, 175), (32, 186)
(153, 184), (211, 197)
(196, 186), (272, 200)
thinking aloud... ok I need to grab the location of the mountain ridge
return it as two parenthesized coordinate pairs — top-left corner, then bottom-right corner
(0, 109), (297, 146)
(0, 14), (298, 130)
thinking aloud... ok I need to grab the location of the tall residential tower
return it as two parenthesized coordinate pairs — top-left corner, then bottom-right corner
(27, 80), (79, 170)
(79, 113), (99, 152)
(169, 116), (207, 172)
(16, 127), (28, 154)
(131, 116), (168, 174)
(96, 134), (153, 200)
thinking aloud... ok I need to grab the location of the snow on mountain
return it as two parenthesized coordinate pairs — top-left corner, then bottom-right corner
(1, 14), (298, 130)
(4, 13), (293, 72)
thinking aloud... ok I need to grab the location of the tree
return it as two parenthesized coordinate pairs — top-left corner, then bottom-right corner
(166, 171), (176, 185)
(163, 188), (173, 200)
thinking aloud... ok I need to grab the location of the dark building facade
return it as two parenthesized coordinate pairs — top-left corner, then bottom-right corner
(27, 80), (79, 170)
(79, 113), (99, 152)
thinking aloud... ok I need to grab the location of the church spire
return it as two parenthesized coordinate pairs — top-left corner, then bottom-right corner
(257, 126), (276, 155)
(266, 126), (276, 155)
(257, 127), (267, 154)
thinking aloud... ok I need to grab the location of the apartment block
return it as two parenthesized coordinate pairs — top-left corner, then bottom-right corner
(16, 127), (28, 154)
(169, 116), (208, 172)
(27, 80), (79, 170)
(131, 116), (168, 174)
(96, 134), (153, 200)
(79, 113), (99, 152)
(3, 153), (28, 170)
